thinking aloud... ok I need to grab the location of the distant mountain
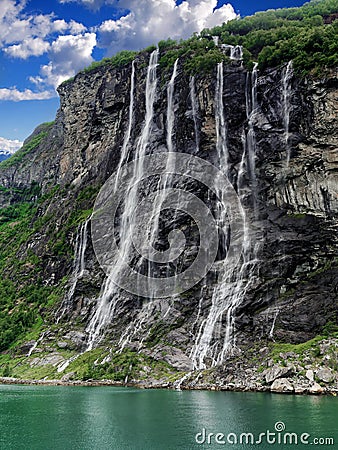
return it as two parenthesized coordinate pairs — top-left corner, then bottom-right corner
(0, 137), (23, 162)
(0, 150), (14, 162)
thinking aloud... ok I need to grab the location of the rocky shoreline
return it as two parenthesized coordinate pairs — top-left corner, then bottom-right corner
(1, 374), (337, 396)
(2, 337), (337, 396)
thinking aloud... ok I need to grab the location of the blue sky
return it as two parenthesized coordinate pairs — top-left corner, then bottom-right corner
(0, 0), (308, 151)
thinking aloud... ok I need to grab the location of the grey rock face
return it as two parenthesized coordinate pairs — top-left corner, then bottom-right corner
(264, 365), (294, 384)
(0, 53), (337, 370)
(270, 378), (294, 393)
(305, 369), (314, 382)
(316, 367), (334, 383)
(308, 382), (325, 394)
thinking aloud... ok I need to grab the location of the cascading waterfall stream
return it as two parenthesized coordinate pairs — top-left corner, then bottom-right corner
(282, 61), (293, 166)
(245, 62), (259, 216)
(146, 57), (178, 298)
(114, 60), (135, 190)
(190, 62), (259, 370)
(56, 218), (89, 323)
(86, 50), (159, 350)
(166, 59), (179, 154)
(118, 58), (179, 352)
(190, 76), (200, 153)
(230, 45), (243, 61)
(215, 62), (229, 178)
(190, 61), (234, 369)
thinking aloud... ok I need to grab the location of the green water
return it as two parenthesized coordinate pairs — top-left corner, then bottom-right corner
(0, 385), (336, 450)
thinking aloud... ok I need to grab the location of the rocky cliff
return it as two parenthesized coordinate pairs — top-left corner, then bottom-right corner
(0, 47), (337, 390)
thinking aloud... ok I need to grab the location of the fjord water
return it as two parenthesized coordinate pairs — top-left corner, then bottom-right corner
(0, 385), (336, 450)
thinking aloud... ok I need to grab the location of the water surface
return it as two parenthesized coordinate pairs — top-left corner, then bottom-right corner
(0, 385), (336, 449)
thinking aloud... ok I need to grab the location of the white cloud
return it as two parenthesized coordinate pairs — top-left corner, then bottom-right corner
(32, 33), (97, 88)
(1, 0), (237, 98)
(0, 88), (55, 101)
(0, 1), (94, 93)
(0, 136), (23, 154)
(69, 20), (87, 34)
(0, 0), (87, 58)
(96, 0), (237, 54)
(59, 0), (106, 9)
(4, 37), (50, 58)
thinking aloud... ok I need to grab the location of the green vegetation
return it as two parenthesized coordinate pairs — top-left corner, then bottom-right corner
(81, 349), (177, 381)
(270, 335), (326, 358)
(0, 172), (99, 353)
(81, 50), (137, 74)
(0, 186), (64, 351)
(203, 0), (338, 74)
(0, 347), (179, 382)
(158, 37), (230, 74)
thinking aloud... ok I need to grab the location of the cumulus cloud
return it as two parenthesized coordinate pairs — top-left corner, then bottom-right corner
(4, 37), (50, 58)
(0, 136), (23, 154)
(0, 88), (55, 101)
(0, 0), (86, 58)
(31, 33), (97, 88)
(0, 1), (94, 92)
(96, 0), (237, 54)
(58, 0), (237, 50)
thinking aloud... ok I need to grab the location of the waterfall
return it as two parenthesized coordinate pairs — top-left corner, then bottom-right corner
(117, 58), (179, 352)
(282, 61), (293, 166)
(86, 50), (159, 350)
(190, 76), (200, 153)
(27, 331), (48, 357)
(231, 45), (243, 61)
(215, 62), (229, 178)
(221, 44), (243, 61)
(56, 218), (89, 322)
(190, 61), (234, 369)
(269, 309), (279, 339)
(114, 60), (135, 190)
(166, 58), (179, 153)
(190, 62), (258, 370)
(57, 353), (81, 373)
(246, 63), (259, 214)
(69, 219), (89, 296)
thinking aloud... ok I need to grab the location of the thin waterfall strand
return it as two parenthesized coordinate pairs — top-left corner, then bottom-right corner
(114, 60), (135, 190)
(56, 218), (89, 322)
(190, 76), (200, 153)
(282, 61), (293, 166)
